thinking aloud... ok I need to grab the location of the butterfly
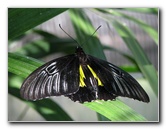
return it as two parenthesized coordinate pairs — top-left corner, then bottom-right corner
(20, 46), (150, 103)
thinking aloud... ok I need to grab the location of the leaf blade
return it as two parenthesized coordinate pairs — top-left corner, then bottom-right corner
(84, 100), (147, 121)
(96, 8), (158, 44)
(8, 8), (68, 40)
(9, 87), (73, 121)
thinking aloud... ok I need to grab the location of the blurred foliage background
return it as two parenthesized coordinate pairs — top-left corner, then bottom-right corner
(8, 8), (158, 121)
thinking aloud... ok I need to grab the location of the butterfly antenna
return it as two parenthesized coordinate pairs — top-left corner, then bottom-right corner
(59, 24), (79, 46)
(86, 25), (101, 43)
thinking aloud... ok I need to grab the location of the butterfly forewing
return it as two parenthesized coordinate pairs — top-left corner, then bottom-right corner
(20, 55), (80, 101)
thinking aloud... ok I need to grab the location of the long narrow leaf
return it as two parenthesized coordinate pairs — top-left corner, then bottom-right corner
(9, 87), (72, 121)
(14, 30), (76, 59)
(69, 9), (105, 59)
(122, 8), (158, 15)
(8, 8), (68, 40)
(84, 100), (147, 121)
(95, 8), (158, 45)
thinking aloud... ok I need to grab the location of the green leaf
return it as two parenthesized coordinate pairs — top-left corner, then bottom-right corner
(8, 52), (147, 121)
(8, 52), (43, 78)
(122, 8), (158, 15)
(69, 9), (105, 59)
(95, 8), (158, 45)
(9, 87), (72, 121)
(8, 8), (68, 40)
(14, 34), (75, 59)
(9, 8), (153, 121)
(84, 100), (147, 121)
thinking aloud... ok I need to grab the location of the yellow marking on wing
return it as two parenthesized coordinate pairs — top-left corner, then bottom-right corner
(79, 65), (86, 87)
(87, 65), (103, 86)
(79, 65), (103, 87)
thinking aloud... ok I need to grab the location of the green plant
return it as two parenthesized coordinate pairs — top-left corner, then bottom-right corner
(8, 8), (158, 121)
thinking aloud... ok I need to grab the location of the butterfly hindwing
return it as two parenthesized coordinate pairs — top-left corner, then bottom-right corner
(87, 55), (150, 102)
(66, 86), (117, 103)
(20, 54), (80, 101)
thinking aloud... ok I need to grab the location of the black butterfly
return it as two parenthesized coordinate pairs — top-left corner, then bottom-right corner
(20, 46), (150, 103)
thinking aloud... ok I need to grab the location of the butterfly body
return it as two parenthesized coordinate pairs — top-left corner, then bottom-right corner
(20, 47), (150, 103)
